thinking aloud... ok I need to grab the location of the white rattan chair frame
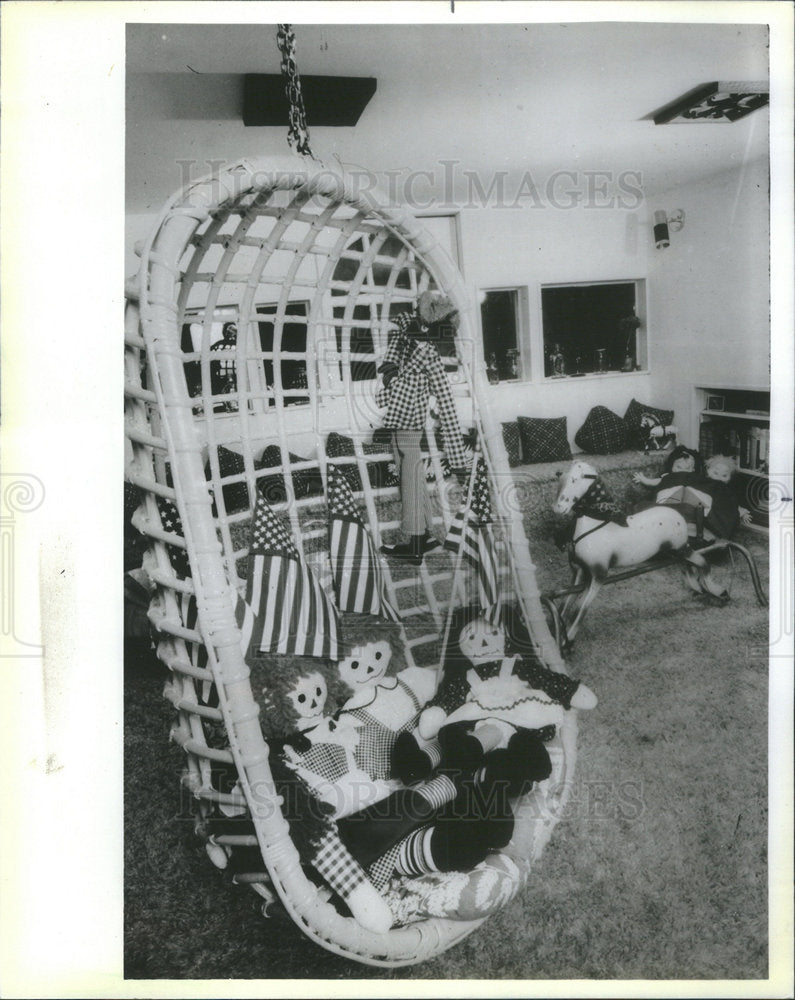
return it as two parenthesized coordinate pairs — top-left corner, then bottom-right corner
(124, 157), (577, 967)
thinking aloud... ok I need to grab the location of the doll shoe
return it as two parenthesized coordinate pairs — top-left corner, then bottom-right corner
(422, 533), (441, 553)
(381, 532), (438, 565)
(380, 540), (423, 565)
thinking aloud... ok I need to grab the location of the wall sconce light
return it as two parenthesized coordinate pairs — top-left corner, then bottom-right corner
(653, 208), (686, 249)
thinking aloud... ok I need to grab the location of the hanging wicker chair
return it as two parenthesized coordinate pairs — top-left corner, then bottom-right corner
(124, 157), (580, 967)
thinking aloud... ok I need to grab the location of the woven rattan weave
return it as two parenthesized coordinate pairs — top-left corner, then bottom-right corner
(124, 158), (578, 966)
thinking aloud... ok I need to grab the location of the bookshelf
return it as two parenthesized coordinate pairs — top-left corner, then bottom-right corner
(693, 384), (770, 531)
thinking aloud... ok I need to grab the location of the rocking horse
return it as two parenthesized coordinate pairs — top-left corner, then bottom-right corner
(546, 459), (732, 646)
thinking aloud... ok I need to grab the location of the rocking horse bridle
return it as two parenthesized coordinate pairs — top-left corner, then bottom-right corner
(570, 474), (612, 547)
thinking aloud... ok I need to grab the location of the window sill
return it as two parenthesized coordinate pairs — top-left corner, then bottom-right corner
(486, 369), (650, 387)
(540, 369), (649, 384)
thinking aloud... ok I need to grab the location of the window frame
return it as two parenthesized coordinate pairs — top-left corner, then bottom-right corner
(538, 278), (648, 381)
(478, 285), (531, 383)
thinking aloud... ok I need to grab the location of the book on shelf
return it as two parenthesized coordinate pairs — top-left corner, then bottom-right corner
(699, 420), (769, 473)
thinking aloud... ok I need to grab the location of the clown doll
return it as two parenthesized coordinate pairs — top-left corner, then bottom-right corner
(376, 290), (471, 565)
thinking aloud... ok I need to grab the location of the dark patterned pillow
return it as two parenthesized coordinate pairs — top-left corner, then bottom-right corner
(326, 432), (396, 491)
(517, 416), (572, 464)
(502, 421), (523, 467)
(623, 398), (675, 448)
(205, 445), (249, 514)
(575, 406), (628, 455)
(258, 446), (323, 504)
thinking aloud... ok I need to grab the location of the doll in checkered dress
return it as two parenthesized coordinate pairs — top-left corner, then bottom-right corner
(223, 652), (394, 933)
(274, 620), (439, 820)
(376, 291), (471, 565)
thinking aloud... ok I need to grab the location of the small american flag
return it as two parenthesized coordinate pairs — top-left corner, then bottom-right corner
(327, 465), (401, 622)
(444, 458), (502, 623)
(156, 496), (191, 579)
(242, 494), (341, 659)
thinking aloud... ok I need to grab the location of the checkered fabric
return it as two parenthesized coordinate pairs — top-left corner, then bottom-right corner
(517, 416), (572, 464)
(346, 723), (405, 781)
(623, 398), (675, 448)
(367, 840), (405, 889)
(343, 678), (425, 778)
(376, 330), (469, 470)
(293, 740), (351, 785)
(501, 421), (523, 467)
(574, 405), (629, 455)
(312, 828), (367, 897)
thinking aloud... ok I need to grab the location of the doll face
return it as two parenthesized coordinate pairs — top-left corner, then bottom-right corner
(459, 618), (506, 663)
(706, 460), (732, 483)
(338, 640), (392, 688)
(671, 454), (696, 473)
(287, 672), (327, 723)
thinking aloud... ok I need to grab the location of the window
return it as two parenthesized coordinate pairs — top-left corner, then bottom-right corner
(181, 307), (238, 409)
(540, 280), (646, 377)
(480, 288), (524, 382)
(179, 302), (312, 412)
(332, 232), (416, 382)
(256, 302), (310, 406)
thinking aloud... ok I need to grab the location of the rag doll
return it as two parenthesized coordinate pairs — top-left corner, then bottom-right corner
(335, 606), (598, 890)
(376, 291), (471, 565)
(273, 617), (438, 819)
(393, 604), (597, 793)
(243, 652), (394, 933)
(253, 621), (493, 888)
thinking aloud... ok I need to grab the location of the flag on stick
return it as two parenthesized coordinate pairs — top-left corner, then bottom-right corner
(444, 458), (502, 623)
(327, 465), (401, 622)
(243, 494), (341, 659)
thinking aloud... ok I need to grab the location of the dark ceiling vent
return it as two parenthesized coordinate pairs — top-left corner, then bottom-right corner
(649, 81), (769, 124)
(242, 74), (377, 127)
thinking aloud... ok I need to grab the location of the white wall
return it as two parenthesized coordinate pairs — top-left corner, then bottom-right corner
(645, 158), (770, 447)
(126, 122), (768, 455)
(457, 201), (654, 444)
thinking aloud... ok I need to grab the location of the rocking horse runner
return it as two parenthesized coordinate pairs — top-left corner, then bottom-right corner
(551, 460), (728, 644)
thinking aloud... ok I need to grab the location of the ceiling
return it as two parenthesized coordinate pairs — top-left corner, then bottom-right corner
(126, 21), (770, 214)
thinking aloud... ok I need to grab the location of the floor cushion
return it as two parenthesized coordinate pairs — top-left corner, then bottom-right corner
(574, 405), (629, 454)
(502, 421), (523, 467)
(517, 416), (572, 464)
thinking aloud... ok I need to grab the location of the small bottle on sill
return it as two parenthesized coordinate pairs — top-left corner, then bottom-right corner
(550, 343), (566, 377)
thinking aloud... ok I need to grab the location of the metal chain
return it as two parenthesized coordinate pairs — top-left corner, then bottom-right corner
(276, 24), (315, 159)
